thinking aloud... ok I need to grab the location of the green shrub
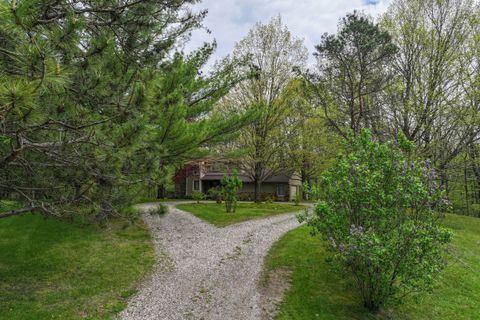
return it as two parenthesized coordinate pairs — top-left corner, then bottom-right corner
(265, 195), (274, 204)
(302, 182), (320, 201)
(148, 204), (168, 216)
(300, 129), (452, 312)
(221, 172), (242, 213)
(208, 187), (223, 204)
(471, 203), (480, 217)
(192, 191), (205, 204)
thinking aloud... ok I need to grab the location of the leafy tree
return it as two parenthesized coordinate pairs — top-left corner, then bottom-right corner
(221, 172), (242, 213)
(0, 0), (250, 220)
(382, 0), (479, 161)
(281, 79), (341, 189)
(382, 0), (480, 212)
(306, 11), (398, 139)
(300, 129), (452, 311)
(220, 15), (308, 202)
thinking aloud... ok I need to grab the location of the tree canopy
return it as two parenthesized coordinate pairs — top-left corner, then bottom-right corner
(0, 0), (251, 219)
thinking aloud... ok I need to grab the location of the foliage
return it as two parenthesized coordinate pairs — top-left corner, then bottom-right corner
(302, 182), (321, 201)
(0, 206), (154, 319)
(219, 15), (308, 202)
(381, 0), (480, 216)
(192, 191), (205, 204)
(382, 0), (479, 164)
(177, 202), (306, 227)
(0, 0), (251, 221)
(300, 130), (452, 311)
(148, 203), (169, 216)
(265, 195), (274, 204)
(281, 79), (341, 186)
(208, 186), (223, 204)
(294, 190), (301, 206)
(264, 214), (480, 319)
(221, 172), (243, 213)
(306, 11), (398, 139)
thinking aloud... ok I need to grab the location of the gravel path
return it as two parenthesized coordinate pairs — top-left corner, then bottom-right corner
(120, 202), (306, 320)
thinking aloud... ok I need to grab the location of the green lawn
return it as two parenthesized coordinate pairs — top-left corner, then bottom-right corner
(176, 202), (307, 227)
(0, 201), (155, 320)
(263, 214), (480, 320)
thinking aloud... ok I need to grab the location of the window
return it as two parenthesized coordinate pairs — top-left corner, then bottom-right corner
(277, 184), (285, 196)
(193, 180), (200, 191)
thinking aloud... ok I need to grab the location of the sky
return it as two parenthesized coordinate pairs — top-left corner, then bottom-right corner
(184, 0), (393, 66)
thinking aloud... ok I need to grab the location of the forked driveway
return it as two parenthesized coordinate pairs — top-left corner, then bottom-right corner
(120, 202), (307, 320)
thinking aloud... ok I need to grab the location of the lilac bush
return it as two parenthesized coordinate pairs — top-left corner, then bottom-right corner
(301, 130), (452, 311)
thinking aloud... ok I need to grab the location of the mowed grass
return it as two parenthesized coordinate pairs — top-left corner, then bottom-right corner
(263, 214), (480, 320)
(176, 202), (307, 227)
(0, 201), (155, 320)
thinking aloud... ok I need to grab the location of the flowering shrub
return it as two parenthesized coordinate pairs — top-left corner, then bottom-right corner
(300, 130), (452, 311)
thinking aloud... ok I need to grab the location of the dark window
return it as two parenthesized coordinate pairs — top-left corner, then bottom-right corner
(193, 180), (200, 191)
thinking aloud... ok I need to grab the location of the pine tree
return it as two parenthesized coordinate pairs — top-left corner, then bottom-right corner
(0, 0), (250, 220)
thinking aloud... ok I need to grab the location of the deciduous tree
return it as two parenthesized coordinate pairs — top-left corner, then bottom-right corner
(220, 16), (308, 202)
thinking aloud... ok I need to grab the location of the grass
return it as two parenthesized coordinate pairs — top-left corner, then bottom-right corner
(263, 214), (480, 320)
(176, 202), (307, 227)
(0, 200), (155, 320)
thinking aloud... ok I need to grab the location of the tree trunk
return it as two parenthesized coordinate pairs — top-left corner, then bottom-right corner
(254, 162), (263, 203)
(254, 179), (262, 203)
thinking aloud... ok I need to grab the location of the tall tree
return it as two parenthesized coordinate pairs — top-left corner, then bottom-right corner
(307, 11), (398, 139)
(220, 15), (308, 202)
(0, 0), (250, 219)
(281, 79), (341, 189)
(382, 0), (480, 189)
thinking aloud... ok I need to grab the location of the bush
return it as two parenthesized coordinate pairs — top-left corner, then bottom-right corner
(265, 195), (274, 204)
(148, 203), (168, 216)
(208, 187), (223, 204)
(300, 130), (452, 311)
(192, 191), (205, 204)
(470, 203), (480, 217)
(221, 172), (242, 213)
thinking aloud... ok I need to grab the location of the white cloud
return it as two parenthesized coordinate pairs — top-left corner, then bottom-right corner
(184, 0), (393, 66)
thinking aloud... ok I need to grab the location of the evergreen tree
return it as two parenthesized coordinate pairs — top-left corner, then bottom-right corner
(0, 0), (250, 219)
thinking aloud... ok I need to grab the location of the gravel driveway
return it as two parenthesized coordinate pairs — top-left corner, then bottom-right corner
(120, 202), (306, 320)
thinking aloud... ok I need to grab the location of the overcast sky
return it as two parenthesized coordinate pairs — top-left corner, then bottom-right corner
(184, 0), (393, 66)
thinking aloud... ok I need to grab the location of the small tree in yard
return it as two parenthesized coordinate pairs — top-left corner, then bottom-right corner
(300, 129), (452, 312)
(221, 172), (243, 213)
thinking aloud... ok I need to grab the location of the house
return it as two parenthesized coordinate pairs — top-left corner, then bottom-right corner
(174, 159), (302, 202)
